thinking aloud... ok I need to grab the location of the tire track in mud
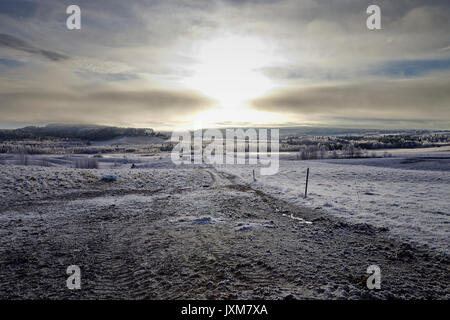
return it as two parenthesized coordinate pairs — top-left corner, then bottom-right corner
(203, 167), (233, 187)
(65, 168), (288, 299)
(0, 168), (239, 298)
(181, 168), (316, 297)
(204, 167), (293, 212)
(74, 193), (184, 299)
(1, 167), (449, 299)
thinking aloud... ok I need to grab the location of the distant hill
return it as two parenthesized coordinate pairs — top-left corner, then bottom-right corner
(91, 135), (168, 146)
(0, 124), (167, 141)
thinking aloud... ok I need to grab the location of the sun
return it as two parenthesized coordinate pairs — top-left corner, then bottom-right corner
(185, 35), (274, 109)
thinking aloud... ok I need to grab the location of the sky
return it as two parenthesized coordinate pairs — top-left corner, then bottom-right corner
(0, 0), (449, 130)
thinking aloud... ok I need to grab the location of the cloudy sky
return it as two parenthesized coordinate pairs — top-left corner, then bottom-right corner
(0, 0), (449, 130)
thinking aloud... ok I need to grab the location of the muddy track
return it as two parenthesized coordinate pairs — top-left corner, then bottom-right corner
(0, 168), (449, 299)
(205, 168), (301, 213)
(203, 168), (234, 186)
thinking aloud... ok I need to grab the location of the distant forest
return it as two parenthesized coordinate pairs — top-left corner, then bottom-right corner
(282, 133), (450, 151)
(0, 124), (167, 141)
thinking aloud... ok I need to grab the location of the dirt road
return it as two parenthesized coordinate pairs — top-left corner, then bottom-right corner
(0, 168), (448, 299)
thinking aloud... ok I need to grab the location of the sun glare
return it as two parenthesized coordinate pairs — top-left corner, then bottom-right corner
(185, 35), (274, 110)
(185, 107), (287, 130)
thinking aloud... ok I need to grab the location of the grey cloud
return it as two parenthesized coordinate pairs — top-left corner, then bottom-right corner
(0, 0), (38, 18)
(207, 0), (450, 83)
(318, 117), (450, 129)
(0, 33), (68, 61)
(0, 88), (214, 125)
(393, 5), (450, 33)
(75, 71), (140, 82)
(251, 77), (450, 122)
(223, 0), (280, 6)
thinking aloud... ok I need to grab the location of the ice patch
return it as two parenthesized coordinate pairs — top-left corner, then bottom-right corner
(282, 213), (312, 224)
(192, 217), (214, 224)
(234, 221), (276, 231)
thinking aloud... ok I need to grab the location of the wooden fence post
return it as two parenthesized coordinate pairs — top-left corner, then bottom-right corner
(304, 167), (309, 198)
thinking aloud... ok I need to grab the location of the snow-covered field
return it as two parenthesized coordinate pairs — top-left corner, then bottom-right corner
(0, 164), (211, 202)
(1, 149), (448, 255)
(0, 149), (449, 299)
(217, 151), (450, 254)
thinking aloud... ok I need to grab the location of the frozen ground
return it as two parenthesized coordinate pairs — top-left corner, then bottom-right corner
(0, 149), (448, 299)
(0, 165), (448, 299)
(217, 151), (450, 254)
(0, 165), (209, 203)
